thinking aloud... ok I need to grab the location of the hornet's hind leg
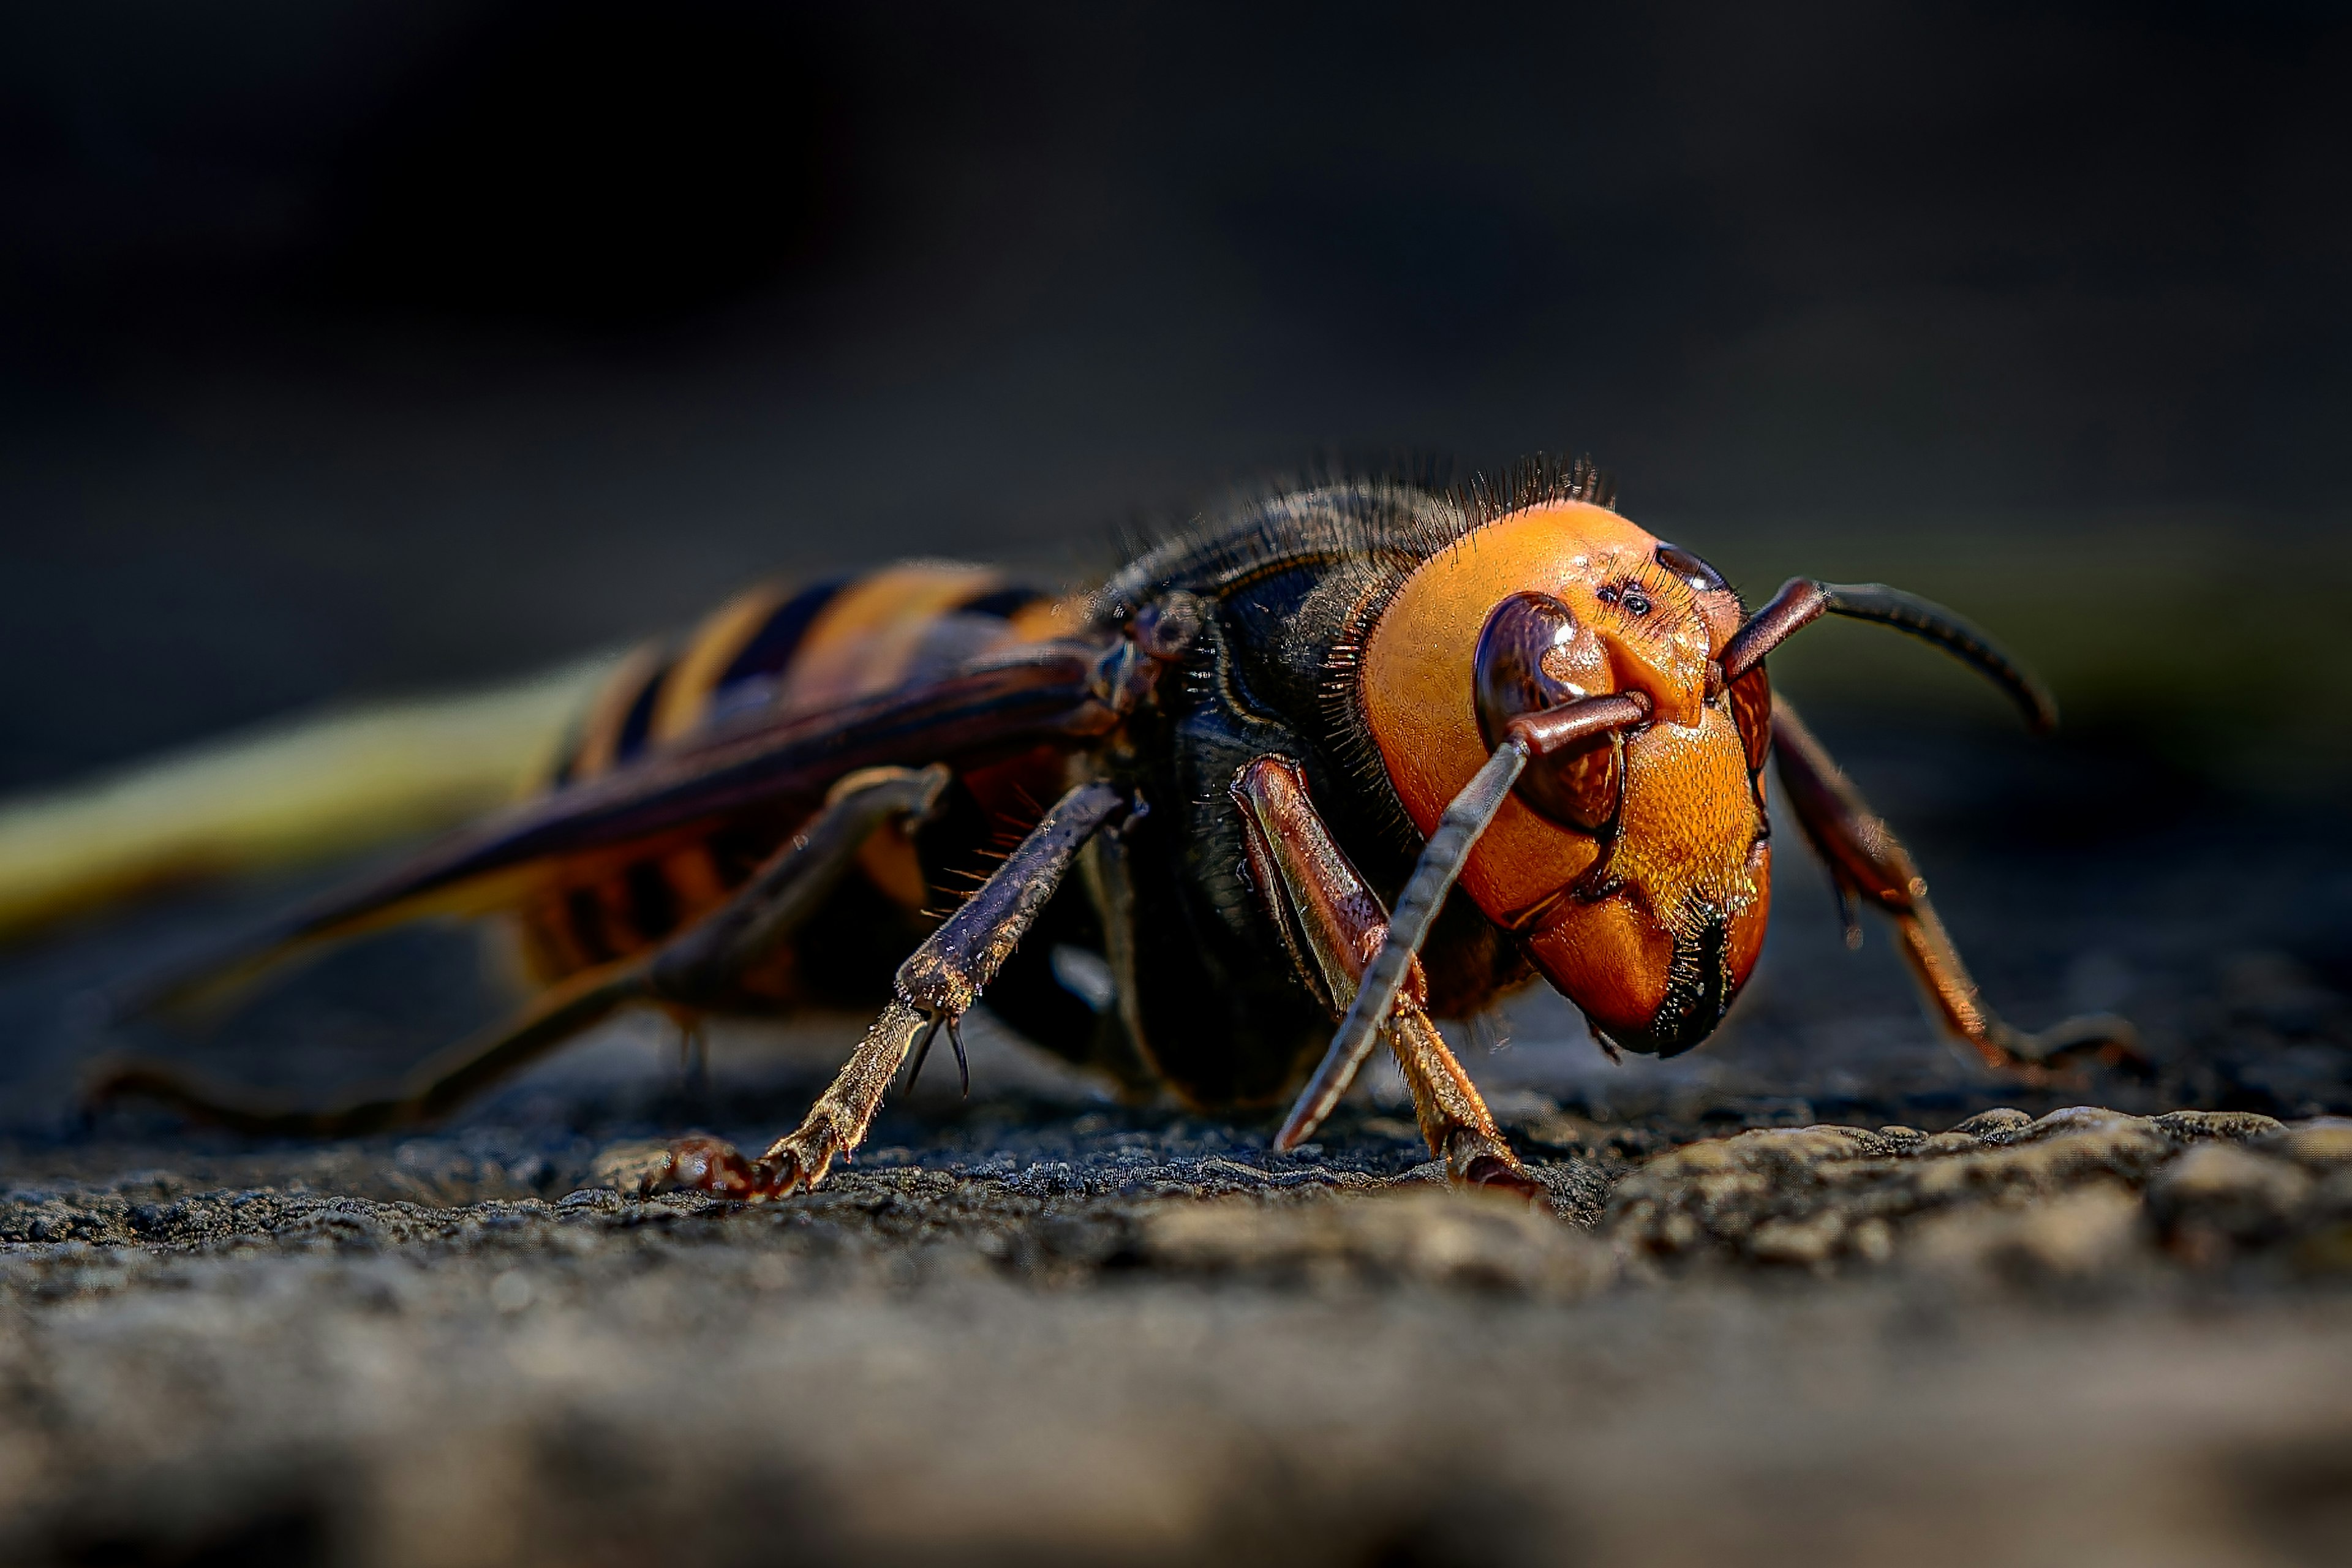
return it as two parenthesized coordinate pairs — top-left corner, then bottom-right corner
(611, 778), (1136, 1199)
(1770, 701), (2141, 1079)
(85, 766), (953, 1137)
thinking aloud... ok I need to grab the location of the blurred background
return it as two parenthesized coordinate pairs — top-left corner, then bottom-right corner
(0, 0), (2346, 1125)
(2, 0), (2345, 792)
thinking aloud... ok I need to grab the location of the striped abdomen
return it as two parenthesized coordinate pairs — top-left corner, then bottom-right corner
(514, 564), (1074, 993)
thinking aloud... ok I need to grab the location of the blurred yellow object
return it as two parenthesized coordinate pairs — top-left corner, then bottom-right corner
(0, 657), (619, 944)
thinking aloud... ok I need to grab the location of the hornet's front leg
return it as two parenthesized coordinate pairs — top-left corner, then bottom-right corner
(618, 778), (1136, 1199)
(1771, 701), (2141, 1079)
(1230, 756), (1539, 1196)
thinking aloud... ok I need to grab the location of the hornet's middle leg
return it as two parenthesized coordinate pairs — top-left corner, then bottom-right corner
(619, 777), (1136, 1198)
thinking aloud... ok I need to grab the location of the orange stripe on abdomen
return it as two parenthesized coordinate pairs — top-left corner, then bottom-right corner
(650, 580), (795, 745)
(775, 564), (1009, 713)
(518, 563), (1063, 989)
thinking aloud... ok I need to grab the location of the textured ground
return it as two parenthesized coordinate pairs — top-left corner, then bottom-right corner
(0, 722), (2346, 1567)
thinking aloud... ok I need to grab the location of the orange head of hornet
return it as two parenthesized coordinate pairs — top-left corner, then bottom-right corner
(1360, 500), (1771, 1055)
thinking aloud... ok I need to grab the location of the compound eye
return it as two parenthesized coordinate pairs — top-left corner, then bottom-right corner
(1655, 543), (1731, 595)
(1473, 593), (1623, 833)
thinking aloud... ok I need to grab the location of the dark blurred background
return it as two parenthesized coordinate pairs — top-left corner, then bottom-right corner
(1, 0), (2346, 793)
(0, 0), (2340, 1161)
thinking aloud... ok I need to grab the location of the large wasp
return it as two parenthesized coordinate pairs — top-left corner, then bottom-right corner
(92, 458), (2135, 1196)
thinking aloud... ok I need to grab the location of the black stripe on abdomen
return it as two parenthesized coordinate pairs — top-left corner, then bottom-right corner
(687, 577), (853, 729)
(565, 888), (618, 965)
(722, 577), (848, 685)
(610, 658), (672, 767)
(622, 861), (682, 944)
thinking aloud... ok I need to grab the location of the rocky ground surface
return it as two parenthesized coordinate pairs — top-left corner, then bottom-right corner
(0, 722), (2345, 1567)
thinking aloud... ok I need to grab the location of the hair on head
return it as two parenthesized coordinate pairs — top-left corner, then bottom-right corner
(1457, 453), (1617, 529)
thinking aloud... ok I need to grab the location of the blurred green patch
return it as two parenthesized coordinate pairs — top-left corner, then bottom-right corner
(1687, 513), (2352, 798)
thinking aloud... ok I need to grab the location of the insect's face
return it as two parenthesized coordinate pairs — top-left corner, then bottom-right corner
(1362, 502), (1771, 1053)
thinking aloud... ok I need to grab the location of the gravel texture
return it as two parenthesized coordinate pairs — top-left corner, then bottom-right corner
(0, 725), (2345, 1566)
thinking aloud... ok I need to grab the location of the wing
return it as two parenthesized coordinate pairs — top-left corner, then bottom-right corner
(121, 638), (1123, 1017)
